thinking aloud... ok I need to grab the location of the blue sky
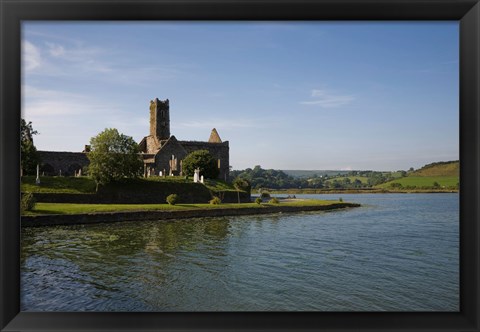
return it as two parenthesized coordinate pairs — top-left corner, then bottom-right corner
(22, 22), (459, 171)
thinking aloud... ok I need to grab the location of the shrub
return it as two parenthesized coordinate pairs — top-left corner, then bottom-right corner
(209, 196), (221, 205)
(260, 192), (271, 199)
(339, 197), (343, 202)
(21, 192), (36, 212)
(269, 197), (279, 204)
(166, 194), (178, 205)
(255, 197), (262, 204)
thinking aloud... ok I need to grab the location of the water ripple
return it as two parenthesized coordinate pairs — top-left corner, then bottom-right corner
(21, 193), (459, 311)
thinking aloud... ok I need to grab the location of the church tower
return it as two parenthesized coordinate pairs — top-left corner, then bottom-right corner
(149, 98), (170, 140)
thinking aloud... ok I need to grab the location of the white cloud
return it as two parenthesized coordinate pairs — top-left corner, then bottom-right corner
(22, 41), (41, 71)
(301, 89), (354, 108)
(46, 42), (65, 57)
(23, 39), (114, 77)
(26, 38), (186, 84)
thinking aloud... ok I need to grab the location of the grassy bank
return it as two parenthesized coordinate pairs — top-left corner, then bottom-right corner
(21, 176), (238, 193)
(22, 176), (96, 193)
(23, 199), (345, 216)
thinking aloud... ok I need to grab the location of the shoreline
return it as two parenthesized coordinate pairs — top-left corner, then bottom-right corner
(267, 189), (458, 195)
(21, 202), (360, 227)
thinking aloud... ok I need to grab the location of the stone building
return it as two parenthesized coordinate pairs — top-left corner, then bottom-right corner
(138, 98), (230, 180)
(38, 98), (230, 180)
(37, 151), (89, 176)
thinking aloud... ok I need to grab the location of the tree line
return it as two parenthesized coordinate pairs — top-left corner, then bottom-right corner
(231, 167), (408, 190)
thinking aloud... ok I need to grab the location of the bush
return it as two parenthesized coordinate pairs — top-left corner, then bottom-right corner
(255, 197), (262, 204)
(21, 192), (36, 212)
(269, 197), (279, 204)
(166, 194), (178, 205)
(339, 197), (343, 202)
(260, 192), (271, 199)
(209, 196), (221, 205)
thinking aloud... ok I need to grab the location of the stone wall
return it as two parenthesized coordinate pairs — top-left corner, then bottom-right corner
(180, 141), (230, 181)
(212, 190), (251, 203)
(38, 151), (89, 176)
(38, 140), (229, 181)
(145, 136), (160, 154)
(30, 182), (214, 204)
(28, 188), (251, 204)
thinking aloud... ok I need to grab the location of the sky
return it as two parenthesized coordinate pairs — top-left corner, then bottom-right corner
(22, 22), (459, 171)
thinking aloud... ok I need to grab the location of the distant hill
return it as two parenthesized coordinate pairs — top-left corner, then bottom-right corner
(410, 160), (459, 177)
(376, 160), (459, 190)
(282, 170), (352, 178)
(231, 162), (459, 191)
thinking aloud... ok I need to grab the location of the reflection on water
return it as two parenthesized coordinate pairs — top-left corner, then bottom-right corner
(21, 194), (459, 311)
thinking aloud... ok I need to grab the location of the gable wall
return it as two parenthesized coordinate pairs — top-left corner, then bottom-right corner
(152, 140), (188, 175)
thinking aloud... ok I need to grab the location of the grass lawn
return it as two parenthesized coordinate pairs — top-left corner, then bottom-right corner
(376, 176), (459, 189)
(24, 199), (344, 215)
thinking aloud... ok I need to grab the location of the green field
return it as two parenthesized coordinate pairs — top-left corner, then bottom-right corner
(324, 176), (370, 184)
(389, 171), (406, 178)
(376, 176), (459, 189)
(23, 199), (343, 215)
(411, 161), (459, 177)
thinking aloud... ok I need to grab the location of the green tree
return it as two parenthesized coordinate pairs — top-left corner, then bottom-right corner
(20, 119), (40, 176)
(87, 128), (143, 191)
(182, 150), (219, 179)
(233, 177), (251, 192)
(233, 177), (251, 203)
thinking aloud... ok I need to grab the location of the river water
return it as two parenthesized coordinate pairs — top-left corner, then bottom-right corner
(21, 193), (459, 311)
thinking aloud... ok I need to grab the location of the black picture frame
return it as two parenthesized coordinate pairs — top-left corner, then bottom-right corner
(1, 0), (479, 331)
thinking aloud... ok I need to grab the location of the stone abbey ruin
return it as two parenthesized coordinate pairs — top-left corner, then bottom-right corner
(38, 98), (230, 180)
